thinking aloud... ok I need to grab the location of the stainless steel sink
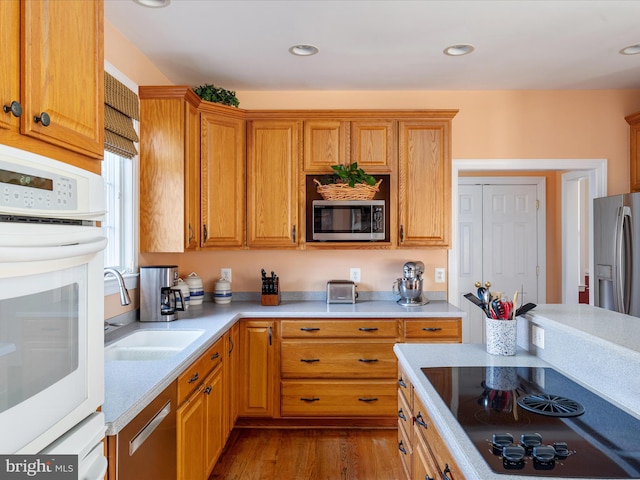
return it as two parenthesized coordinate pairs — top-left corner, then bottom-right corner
(105, 329), (205, 361)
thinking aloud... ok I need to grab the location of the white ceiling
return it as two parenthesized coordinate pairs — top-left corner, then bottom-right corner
(104, 0), (640, 91)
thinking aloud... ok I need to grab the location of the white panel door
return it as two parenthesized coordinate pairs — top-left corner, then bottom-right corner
(458, 182), (540, 343)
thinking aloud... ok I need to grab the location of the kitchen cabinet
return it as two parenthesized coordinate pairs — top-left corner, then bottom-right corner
(627, 111), (640, 192)
(398, 117), (455, 247)
(303, 119), (394, 173)
(139, 86), (201, 252)
(247, 120), (301, 248)
(224, 323), (239, 440)
(176, 336), (225, 480)
(403, 318), (462, 343)
(280, 319), (398, 418)
(238, 319), (278, 417)
(1, 0), (104, 173)
(200, 105), (246, 248)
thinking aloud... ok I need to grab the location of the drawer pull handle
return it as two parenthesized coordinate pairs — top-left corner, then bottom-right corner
(358, 327), (378, 332)
(398, 440), (407, 455)
(210, 352), (220, 360)
(358, 358), (378, 363)
(443, 464), (452, 480)
(415, 412), (428, 428)
(188, 373), (199, 384)
(358, 397), (378, 402)
(300, 397), (320, 402)
(204, 385), (212, 395)
(300, 327), (320, 332)
(398, 408), (407, 421)
(300, 358), (320, 363)
(423, 327), (443, 332)
(398, 377), (407, 388)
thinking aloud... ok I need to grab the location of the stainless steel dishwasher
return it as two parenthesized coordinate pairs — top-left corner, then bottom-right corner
(107, 382), (176, 480)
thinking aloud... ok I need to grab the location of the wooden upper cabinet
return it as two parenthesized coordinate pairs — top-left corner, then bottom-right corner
(200, 107), (246, 248)
(302, 118), (394, 173)
(350, 120), (395, 172)
(627, 112), (640, 192)
(398, 118), (454, 247)
(0, 0), (20, 132)
(139, 87), (201, 253)
(247, 119), (301, 248)
(303, 120), (348, 172)
(20, 0), (104, 159)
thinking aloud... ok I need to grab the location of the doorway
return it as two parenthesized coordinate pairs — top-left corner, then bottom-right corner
(449, 159), (608, 343)
(458, 177), (544, 344)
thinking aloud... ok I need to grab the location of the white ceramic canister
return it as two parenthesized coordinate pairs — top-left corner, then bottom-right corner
(214, 278), (232, 305)
(175, 278), (191, 310)
(185, 272), (204, 305)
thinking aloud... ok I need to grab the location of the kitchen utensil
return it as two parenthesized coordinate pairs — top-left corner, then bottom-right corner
(512, 291), (519, 320)
(393, 261), (428, 306)
(515, 302), (536, 317)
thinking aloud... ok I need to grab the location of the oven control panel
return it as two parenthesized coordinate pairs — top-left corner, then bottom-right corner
(0, 160), (77, 212)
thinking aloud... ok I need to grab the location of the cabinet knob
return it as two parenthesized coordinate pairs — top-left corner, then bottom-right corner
(203, 224), (208, 242)
(3, 100), (22, 118)
(292, 225), (296, 243)
(400, 224), (405, 242)
(34, 111), (51, 126)
(398, 440), (407, 454)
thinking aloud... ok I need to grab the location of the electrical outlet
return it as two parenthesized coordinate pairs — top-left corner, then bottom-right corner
(532, 325), (545, 349)
(434, 268), (446, 283)
(350, 268), (361, 283)
(220, 268), (232, 282)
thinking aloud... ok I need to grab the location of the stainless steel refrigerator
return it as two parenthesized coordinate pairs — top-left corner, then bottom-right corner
(594, 193), (640, 317)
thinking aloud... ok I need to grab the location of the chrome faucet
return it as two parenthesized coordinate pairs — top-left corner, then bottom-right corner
(104, 267), (132, 306)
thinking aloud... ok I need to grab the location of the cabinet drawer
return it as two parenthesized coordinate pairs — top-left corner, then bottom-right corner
(280, 319), (398, 338)
(281, 380), (396, 417)
(281, 341), (397, 378)
(177, 337), (224, 405)
(403, 318), (461, 342)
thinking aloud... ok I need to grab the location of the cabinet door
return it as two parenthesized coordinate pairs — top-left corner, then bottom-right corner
(247, 120), (300, 248)
(627, 112), (640, 192)
(204, 365), (225, 476)
(177, 386), (206, 480)
(225, 323), (240, 438)
(21, 0), (103, 158)
(139, 89), (200, 253)
(303, 119), (349, 172)
(0, 0), (19, 131)
(201, 111), (246, 248)
(238, 319), (277, 416)
(413, 427), (441, 480)
(398, 120), (452, 247)
(351, 120), (395, 172)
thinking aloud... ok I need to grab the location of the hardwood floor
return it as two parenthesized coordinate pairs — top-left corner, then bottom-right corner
(209, 428), (403, 480)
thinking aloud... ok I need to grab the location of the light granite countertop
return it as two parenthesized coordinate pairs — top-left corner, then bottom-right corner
(396, 304), (640, 480)
(103, 299), (464, 435)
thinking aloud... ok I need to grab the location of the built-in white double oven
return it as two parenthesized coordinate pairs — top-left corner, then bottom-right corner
(0, 144), (108, 476)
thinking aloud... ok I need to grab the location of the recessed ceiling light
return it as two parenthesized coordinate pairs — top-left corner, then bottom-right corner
(443, 44), (475, 56)
(289, 45), (319, 57)
(133, 0), (171, 8)
(620, 44), (640, 55)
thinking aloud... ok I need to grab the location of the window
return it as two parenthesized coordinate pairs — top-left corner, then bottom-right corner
(102, 150), (137, 274)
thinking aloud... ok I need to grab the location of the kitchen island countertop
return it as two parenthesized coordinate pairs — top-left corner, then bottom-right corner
(103, 299), (464, 435)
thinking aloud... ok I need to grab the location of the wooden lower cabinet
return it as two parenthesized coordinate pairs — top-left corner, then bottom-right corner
(397, 363), (465, 480)
(176, 336), (226, 480)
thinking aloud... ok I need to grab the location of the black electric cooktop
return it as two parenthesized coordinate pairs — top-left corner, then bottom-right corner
(421, 366), (640, 478)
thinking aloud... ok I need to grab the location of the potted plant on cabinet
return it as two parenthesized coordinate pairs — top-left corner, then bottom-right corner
(314, 163), (382, 200)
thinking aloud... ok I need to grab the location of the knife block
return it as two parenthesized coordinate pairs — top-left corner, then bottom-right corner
(261, 292), (281, 306)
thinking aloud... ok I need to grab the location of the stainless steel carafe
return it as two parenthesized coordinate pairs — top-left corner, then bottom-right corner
(140, 265), (184, 322)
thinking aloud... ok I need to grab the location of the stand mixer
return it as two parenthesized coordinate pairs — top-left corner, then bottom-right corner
(393, 261), (429, 306)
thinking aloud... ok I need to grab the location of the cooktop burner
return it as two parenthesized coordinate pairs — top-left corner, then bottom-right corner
(421, 366), (640, 478)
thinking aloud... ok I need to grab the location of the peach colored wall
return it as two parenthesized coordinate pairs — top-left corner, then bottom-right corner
(105, 24), (640, 303)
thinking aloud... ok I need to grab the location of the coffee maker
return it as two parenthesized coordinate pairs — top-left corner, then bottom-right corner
(140, 265), (184, 322)
(393, 261), (429, 306)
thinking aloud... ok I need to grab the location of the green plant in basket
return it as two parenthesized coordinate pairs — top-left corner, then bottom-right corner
(193, 84), (240, 107)
(320, 163), (376, 187)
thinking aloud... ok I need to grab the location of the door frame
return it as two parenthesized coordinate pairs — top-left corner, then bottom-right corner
(449, 159), (608, 318)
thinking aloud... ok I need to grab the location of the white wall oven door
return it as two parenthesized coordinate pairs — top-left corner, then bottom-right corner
(0, 222), (107, 454)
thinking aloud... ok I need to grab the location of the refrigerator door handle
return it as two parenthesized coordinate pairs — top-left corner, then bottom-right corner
(615, 206), (632, 314)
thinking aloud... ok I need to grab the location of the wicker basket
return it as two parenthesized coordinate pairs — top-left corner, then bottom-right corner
(314, 178), (382, 201)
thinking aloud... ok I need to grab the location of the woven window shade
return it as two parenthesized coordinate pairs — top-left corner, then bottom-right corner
(104, 72), (139, 158)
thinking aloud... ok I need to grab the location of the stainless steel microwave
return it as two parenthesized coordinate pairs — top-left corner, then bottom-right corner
(312, 200), (385, 241)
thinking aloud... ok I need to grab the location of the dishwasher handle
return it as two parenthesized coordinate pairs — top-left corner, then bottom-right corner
(129, 401), (171, 456)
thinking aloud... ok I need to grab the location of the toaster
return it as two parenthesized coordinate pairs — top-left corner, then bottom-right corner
(326, 280), (358, 304)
